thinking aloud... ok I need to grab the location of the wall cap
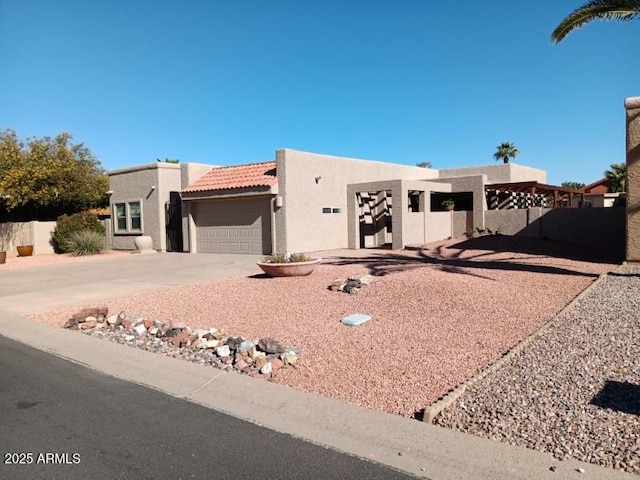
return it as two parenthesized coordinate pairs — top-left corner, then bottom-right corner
(624, 96), (640, 110)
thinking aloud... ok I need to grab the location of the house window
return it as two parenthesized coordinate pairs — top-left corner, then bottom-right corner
(408, 191), (424, 212)
(115, 204), (127, 231)
(130, 202), (141, 230)
(322, 207), (342, 214)
(114, 201), (142, 233)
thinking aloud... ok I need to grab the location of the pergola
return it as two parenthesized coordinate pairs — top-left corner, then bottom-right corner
(485, 181), (584, 209)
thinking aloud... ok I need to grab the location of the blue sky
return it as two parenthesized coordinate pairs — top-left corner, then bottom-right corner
(1, 1), (637, 185)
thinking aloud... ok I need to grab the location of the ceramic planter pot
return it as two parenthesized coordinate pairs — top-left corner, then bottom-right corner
(17, 245), (33, 257)
(256, 258), (321, 277)
(445, 205), (455, 211)
(134, 235), (156, 254)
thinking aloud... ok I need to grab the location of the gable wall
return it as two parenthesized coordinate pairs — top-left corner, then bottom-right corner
(275, 149), (439, 253)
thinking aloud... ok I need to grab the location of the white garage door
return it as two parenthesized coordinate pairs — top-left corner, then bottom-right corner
(194, 197), (272, 254)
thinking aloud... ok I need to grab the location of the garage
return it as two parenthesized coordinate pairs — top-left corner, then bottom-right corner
(193, 197), (272, 254)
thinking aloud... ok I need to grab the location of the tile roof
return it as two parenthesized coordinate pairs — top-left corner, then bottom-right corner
(581, 178), (608, 193)
(182, 161), (277, 193)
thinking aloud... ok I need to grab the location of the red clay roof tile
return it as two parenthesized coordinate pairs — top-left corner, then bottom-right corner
(182, 161), (277, 193)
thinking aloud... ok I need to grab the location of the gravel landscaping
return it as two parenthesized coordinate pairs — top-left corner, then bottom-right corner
(0, 250), (129, 270)
(435, 262), (640, 475)
(31, 236), (616, 420)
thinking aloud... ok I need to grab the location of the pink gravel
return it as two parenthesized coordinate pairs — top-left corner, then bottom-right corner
(30, 237), (616, 417)
(0, 251), (129, 270)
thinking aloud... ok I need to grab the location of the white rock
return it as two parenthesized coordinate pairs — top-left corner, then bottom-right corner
(341, 313), (371, 326)
(196, 329), (209, 339)
(205, 339), (220, 349)
(133, 324), (147, 336)
(215, 345), (230, 357)
(281, 352), (299, 365)
(260, 362), (273, 375)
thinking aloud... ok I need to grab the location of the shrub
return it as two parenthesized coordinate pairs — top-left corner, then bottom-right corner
(262, 252), (311, 263)
(52, 212), (106, 253)
(66, 230), (106, 256)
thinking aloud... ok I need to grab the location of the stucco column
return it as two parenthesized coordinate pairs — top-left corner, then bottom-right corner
(625, 97), (640, 262)
(391, 182), (404, 250)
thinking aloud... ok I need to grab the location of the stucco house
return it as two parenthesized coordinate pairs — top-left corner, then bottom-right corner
(569, 178), (625, 208)
(108, 149), (547, 254)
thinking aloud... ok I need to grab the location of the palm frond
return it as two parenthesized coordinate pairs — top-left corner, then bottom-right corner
(551, 0), (640, 43)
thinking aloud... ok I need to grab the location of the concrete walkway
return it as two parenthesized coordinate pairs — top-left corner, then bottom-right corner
(0, 253), (634, 480)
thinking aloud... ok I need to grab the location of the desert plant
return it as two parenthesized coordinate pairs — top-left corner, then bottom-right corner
(441, 199), (455, 208)
(493, 142), (519, 164)
(262, 252), (311, 263)
(66, 230), (106, 256)
(52, 211), (106, 253)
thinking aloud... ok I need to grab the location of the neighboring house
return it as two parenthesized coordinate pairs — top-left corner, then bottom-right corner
(108, 162), (212, 251)
(108, 149), (547, 254)
(570, 178), (625, 208)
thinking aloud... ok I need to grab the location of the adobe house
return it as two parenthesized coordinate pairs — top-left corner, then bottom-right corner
(108, 149), (547, 254)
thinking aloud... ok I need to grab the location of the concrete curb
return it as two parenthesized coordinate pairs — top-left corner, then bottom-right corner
(422, 272), (610, 423)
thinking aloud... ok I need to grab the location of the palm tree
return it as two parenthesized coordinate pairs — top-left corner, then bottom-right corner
(551, 0), (640, 43)
(416, 161), (433, 168)
(493, 142), (519, 164)
(604, 162), (627, 192)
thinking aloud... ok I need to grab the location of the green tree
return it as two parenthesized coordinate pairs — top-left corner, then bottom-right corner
(0, 130), (108, 220)
(493, 142), (519, 164)
(551, 0), (640, 43)
(561, 181), (586, 190)
(604, 162), (627, 192)
(416, 161), (433, 168)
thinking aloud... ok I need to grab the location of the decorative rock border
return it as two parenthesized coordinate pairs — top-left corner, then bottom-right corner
(62, 307), (300, 377)
(421, 273), (609, 423)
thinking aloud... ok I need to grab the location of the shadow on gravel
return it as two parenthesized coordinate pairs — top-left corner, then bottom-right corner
(247, 273), (271, 279)
(590, 381), (640, 416)
(608, 272), (640, 278)
(323, 237), (609, 279)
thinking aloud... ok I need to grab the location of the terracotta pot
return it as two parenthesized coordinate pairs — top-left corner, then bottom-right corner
(445, 205), (455, 211)
(17, 245), (33, 257)
(0, 251), (6, 264)
(256, 258), (321, 277)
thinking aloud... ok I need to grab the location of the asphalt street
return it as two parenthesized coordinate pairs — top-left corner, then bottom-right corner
(0, 334), (416, 480)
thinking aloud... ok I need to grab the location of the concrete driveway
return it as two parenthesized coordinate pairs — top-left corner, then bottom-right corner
(0, 252), (261, 315)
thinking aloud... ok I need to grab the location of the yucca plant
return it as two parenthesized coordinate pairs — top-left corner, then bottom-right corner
(67, 229), (107, 256)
